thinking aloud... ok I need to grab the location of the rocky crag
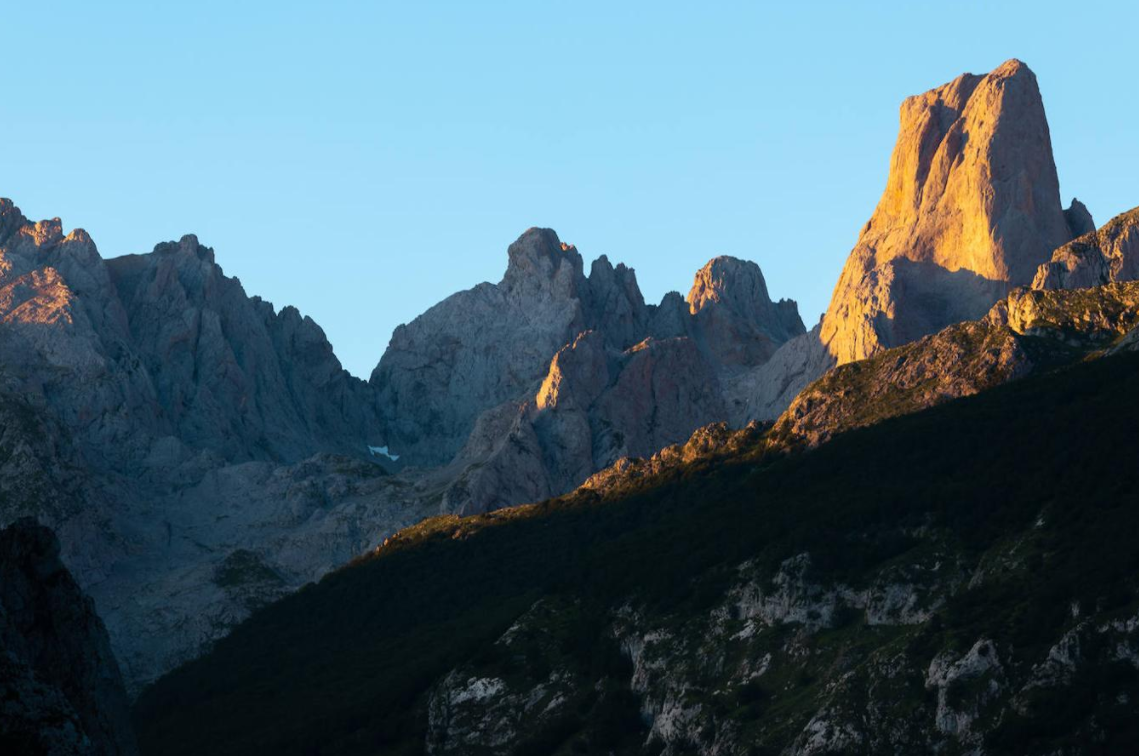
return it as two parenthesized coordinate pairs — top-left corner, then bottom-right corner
(0, 519), (137, 755)
(373, 228), (805, 513)
(697, 59), (1094, 429)
(818, 59), (1084, 366)
(586, 275), (1139, 495)
(1033, 206), (1139, 290)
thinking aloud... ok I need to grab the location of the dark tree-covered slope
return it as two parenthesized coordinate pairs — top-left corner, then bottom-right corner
(136, 349), (1139, 755)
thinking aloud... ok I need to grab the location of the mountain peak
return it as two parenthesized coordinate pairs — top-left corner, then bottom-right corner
(501, 227), (584, 294)
(820, 58), (1073, 364)
(992, 56), (1030, 76)
(687, 256), (805, 366)
(688, 256), (774, 315)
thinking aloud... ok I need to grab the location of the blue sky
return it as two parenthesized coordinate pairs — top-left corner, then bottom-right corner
(4, 1), (1136, 377)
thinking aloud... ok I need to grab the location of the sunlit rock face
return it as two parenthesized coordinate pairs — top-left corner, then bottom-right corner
(1033, 206), (1139, 290)
(820, 59), (1080, 365)
(439, 331), (729, 515)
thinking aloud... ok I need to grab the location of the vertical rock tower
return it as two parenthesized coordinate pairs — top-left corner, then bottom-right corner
(821, 59), (1082, 364)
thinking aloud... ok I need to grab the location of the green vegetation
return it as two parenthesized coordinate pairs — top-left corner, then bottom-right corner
(135, 351), (1139, 755)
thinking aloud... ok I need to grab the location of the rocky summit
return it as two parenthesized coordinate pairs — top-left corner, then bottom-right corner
(820, 59), (1082, 365)
(687, 256), (805, 367)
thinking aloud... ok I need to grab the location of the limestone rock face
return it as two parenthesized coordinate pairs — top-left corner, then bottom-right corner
(820, 59), (1078, 365)
(536, 330), (612, 413)
(1063, 198), (1097, 238)
(688, 256), (805, 367)
(722, 324), (836, 426)
(592, 337), (727, 463)
(0, 199), (380, 471)
(647, 290), (694, 340)
(1032, 206), (1139, 290)
(583, 255), (651, 348)
(106, 234), (381, 464)
(0, 196), (800, 694)
(442, 333), (727, 515)
(0, 519), (138, 755)
(371, 229), (597, 466)
(0, 202), (804, 692)
(0, 198), (393, 693)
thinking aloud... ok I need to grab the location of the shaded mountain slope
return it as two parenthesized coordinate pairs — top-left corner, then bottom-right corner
(0, 519), (138, 755)
(0, 199), (380, 471)
(135, 337), (1139, 755)
(0, 199), (393, 692)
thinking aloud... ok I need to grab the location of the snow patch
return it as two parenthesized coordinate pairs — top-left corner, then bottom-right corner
(368, 445), (399, 461)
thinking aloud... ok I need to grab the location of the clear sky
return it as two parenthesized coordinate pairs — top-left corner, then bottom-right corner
(4, 1), (1136, 377)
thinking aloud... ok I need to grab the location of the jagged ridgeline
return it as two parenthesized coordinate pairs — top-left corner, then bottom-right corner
(135, 343), (1139, 755)
(0, 198), (809, 695)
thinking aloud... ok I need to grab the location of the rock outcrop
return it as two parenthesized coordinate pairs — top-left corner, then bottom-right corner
(1032, 206), (1139, 290)
(687, 256), (805, 367)
(820, 59), (1080, 365)
(372, 229), (801, 469)
(0, 519), (138, 755)
(441, 332), (728, 514)
(104, 234), (382, 465)
(721, 324), (836, 426)
(371, 229), (598, 467)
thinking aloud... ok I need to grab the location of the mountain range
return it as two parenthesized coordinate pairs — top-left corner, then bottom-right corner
(2, 58), (1139, 755)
